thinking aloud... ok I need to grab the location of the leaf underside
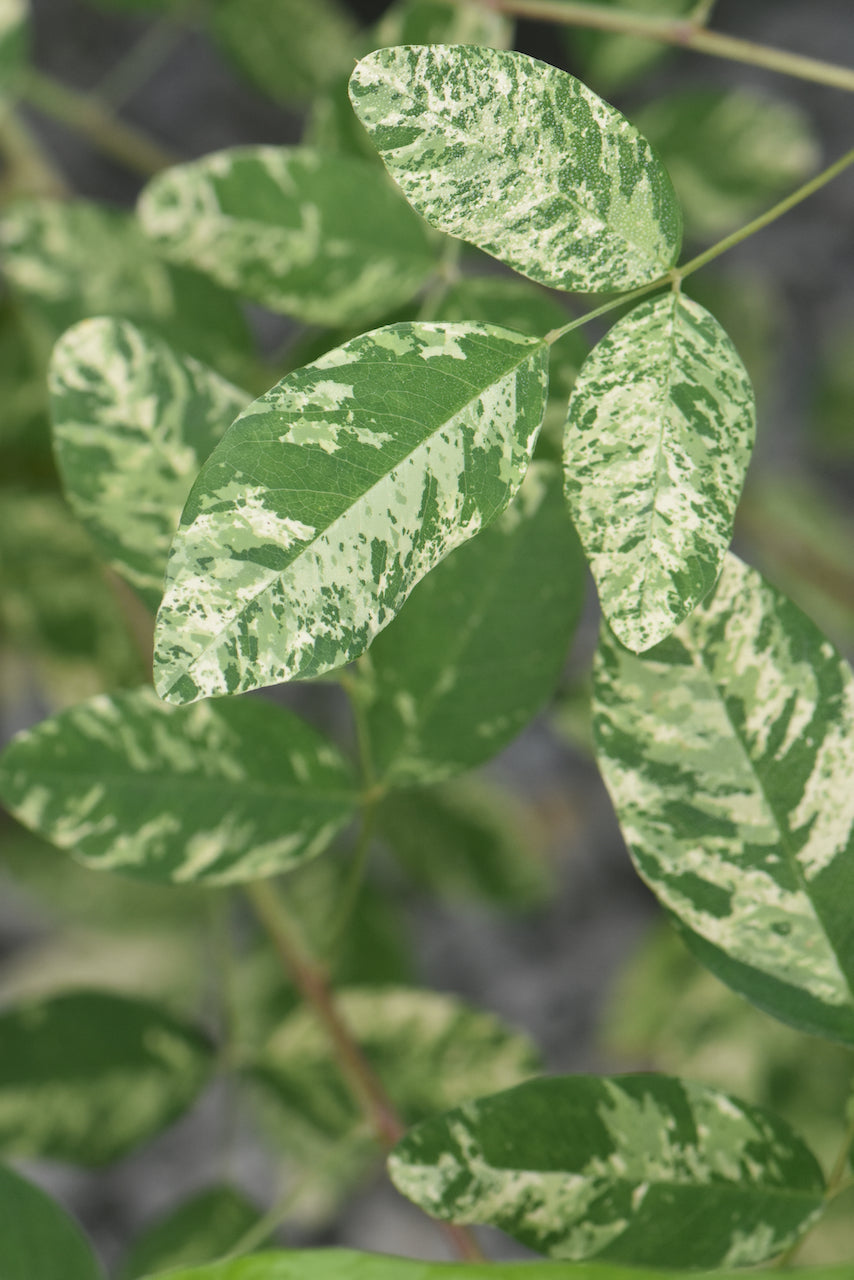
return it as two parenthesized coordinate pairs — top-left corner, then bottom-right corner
(349, 44), (682, 292)
(564, 292), (755, 651)
(154, 321), (548, 705)
(594, 552), (854, 1044)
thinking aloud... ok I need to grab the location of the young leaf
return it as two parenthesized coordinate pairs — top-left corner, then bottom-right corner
(49, 317), (250, 611)
(594, 552), (854, 1044)
(137, 147), (437, 327)
(564, 292), (754, 652)
(209, 0), (358, 103)
(389, 1073), (826, 1268)
(635, 89), (819, 239)
(154, 321), (548, 704)
(363, 463), (585, 783)
(0, 991), (212, 1165)
(349, 45), (682, 293)
(0, 686), (358, 884)
(118, 1248), (854, 1280)
(377, 776), (550, 906)
(118, 1185), (264, 1280)
(0, 1163), (103, 1280)
(0, 198), (254, 383)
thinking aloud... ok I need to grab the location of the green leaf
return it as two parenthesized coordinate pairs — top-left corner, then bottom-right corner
(377, 776), (550, 906)
(126, 1250), (854, 1280)
(137, 147), (438, 327)
(0, 686), (358, 884)
(0, 198), (254, 383)
(564, 293), (754, 652)
(568, 0), (695, 93)
(363, 462), (585, 783)
(49, 317), (250, 611)
(349, 45), (682, 293)
(388, 1073), (826, 1268)
(154, 321), (548, 704)
(119, 1185), (263, 1280)
(373, 0), (512, 49)
(0, 990), (212, 1165)
(209, 0), (358, 103)
(0, 1163), (103, 1280)
(635, 88), (819, 239)
(0, 0), (27, 91)
(593, 552), (854, 1044)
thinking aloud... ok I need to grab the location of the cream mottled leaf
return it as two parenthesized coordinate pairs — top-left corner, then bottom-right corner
(389, 1073), (825, 1268)
(565, 293), (754, 652)
(154, 321), (548, 705)
(0, 687), (358, 884)
(49, 318), (250, 612)
(137, 147), (437, 327)
(126, 1248), (854, 1280)
(363, 463), (585, 783)
(349, 45), (681, 293)
(0, 991), (212, 1166)
(594, 553), (854, 1043)
(0, 1164), (103, 1280)
(636, 89), (819, 239)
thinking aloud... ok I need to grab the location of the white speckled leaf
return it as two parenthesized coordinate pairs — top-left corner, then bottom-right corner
(594, 553), (854, 1044)
(49, 318), (250, 612)
(137, 146), (437, 327)
(389, 1073), (825, 1268)
(565, 293), (754, 652)
(0, 1164), (103, 1280)
(349, 45), (682, 293)
(126, 1248), (854, 1280)
(363, 463), (585, 784)
(154, 321), (548, 705)
(0, 687), (358, 884)
(0, 991), (212, 1166)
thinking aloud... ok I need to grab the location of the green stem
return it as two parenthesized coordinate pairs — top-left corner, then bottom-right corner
(545, 273), (673, 346)
(244, 879), (487, 1262)
(95, 5), (198, 109)
(0, 104), (68, 200)
(477, 0), (854, 92)
(324, 802), (378, 956)
(19, 69), (180, 174)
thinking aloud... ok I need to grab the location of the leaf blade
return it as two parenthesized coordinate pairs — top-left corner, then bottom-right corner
(0, 1164), (103, 1280)
(154, 321), (548, 704)
(349, 45), (682, 293)
(564, 293), (755, 651)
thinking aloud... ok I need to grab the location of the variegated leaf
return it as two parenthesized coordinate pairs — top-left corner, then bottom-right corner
(0, 1164), (103, 1280)
(49, 318), (250, 611)
(349, 45), (682, 293)
(564, 292), (754, 652)
(594, 552), (854, 1044)
(389, 1073), (826, 1268)
(0, 991), (212, 1166)
(137, 147), (437, 327)
(0, 687), (358, 884)
(154, 321), (548, 705)
(124, 1249), (854, 1280)
(363, 462), (585, 783)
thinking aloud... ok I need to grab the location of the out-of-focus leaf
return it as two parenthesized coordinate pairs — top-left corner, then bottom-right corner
(350, 45), (682, 292)
(0, 0), (27, 91)
(374, 0), (511, 48)
(119, 1185), (264, 1280)
(812, 319), (854, 458)
(377, 776), (550, 906)
(0, 1163), (103, 1280)
(635, 88), (819, 239)
(389, 1073), (826, 1267)
(0, 198), (255, 384)
(0, 686), (359, 884)
(594, 553), (854, 1045)
(565, 293), (754, 651)
(0, 991), (213, 1165)
(363, 464), (584, 783)
(209, 0), (358, 103)
(568, 0), (695, 92)
(154, 322), (548, 704)
(137, 147), (438, 327)
(49, 317), (250, 611)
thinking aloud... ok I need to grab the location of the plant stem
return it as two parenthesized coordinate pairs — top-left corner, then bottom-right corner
(95, 5), (196, 109)
(19, 69), (180, 174)
(545, 273), (673, 346)
(0, 104), (69, 199)
(477, 0), (854, 92)
(244, 879), (487, 1261)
